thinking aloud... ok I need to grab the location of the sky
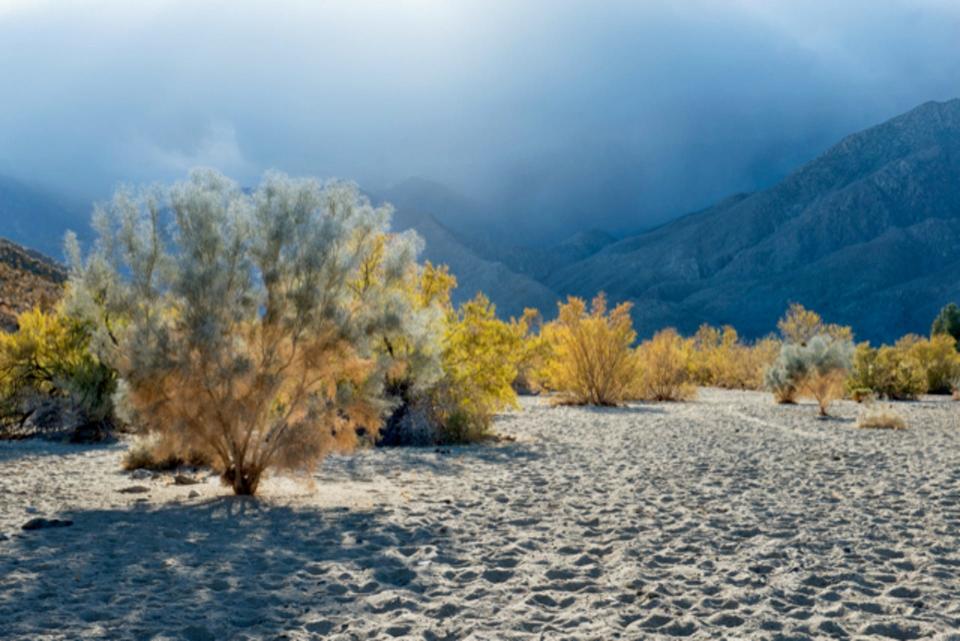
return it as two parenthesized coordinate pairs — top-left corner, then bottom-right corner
(1, 0), (959, 242)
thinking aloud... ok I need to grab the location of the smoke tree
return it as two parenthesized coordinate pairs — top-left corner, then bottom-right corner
(766, 334), (854, 416)
(67, 169), (425, 494)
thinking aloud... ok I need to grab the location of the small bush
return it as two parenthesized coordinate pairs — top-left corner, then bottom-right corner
(0, 306), (116, 439)
(766, 334), (853, 415)
(541, 294), (641, 406)
(690, 324), (779, 390)
(856, 404), (907, 430)
(636, 328), (696, 401)
(512, 308), (553, 395)
(777, 303), (852, 345)
(903, 333), (960, 394)
(431, 294), (524, 442)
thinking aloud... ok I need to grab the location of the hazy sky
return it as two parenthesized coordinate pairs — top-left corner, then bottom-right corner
(1, 0), (959, 241)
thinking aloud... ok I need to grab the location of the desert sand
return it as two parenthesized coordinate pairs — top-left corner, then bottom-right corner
(1, 389), (959, 640)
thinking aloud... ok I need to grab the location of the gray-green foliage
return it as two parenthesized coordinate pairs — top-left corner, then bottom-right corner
(765, 334), (854, 400)
(66, 168), (436, 493)
(932, 302), (960, 348)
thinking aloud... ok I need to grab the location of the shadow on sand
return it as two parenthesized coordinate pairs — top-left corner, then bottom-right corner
(1, 494), (461, 640)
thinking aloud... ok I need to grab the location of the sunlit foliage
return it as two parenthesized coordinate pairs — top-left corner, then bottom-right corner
(777, 303), (852, 345)
(542, 294), (641, 406)
(689, 324), (780, 390)
(636, 328), (696, 401)
(431, 293), (525, 441)
(0, 305), (115, 438)
(766, 334), (854, 415)
(67, 170), (426, 494)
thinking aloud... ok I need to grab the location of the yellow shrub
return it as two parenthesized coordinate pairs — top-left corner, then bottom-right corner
(903, 333), (960, 394)
(636, 328), (696, 401)
(856, 404), (907, 430)
(777, 303), (852, 344)
(432, 294), (524, 441)
(848, 342), (927, 400)
(0, 306), (116, 436)
(801, 369), (847, 417)
(690, 324), (779, 390)
(512, 308), (553, 394)
(542, 294), (640, 406)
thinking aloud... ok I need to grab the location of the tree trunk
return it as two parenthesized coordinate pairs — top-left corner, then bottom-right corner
(223, 466), (261, 496)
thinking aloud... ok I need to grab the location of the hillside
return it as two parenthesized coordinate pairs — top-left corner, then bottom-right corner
(549, 99), (960, 342)
(388, 207), (559, 319)
(0, 238), (67, 332)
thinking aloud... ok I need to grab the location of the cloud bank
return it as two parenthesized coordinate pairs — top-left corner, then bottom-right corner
(1, 0), (959, 241)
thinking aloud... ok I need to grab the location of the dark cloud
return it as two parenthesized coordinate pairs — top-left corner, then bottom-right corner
(1, 1), (958, 242)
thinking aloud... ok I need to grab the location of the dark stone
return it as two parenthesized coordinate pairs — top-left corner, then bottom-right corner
(117, 485), (151, 494)
(22, 518), (73, 530)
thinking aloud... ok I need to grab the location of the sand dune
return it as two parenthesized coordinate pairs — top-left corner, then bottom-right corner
(1, 389), (959, 640)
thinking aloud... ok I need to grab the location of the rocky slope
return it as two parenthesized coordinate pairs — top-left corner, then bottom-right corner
(549, 99), (960, 342)
(0, 238), (67, 331)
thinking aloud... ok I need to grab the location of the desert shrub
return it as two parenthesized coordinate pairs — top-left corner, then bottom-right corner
(67, 170), (428, 495)
(371, 261), (526, 445)
(512, 308), (553, 395)
(636, 328), (696, 401)
(848, 336), (957, 399)
(764, 350), (806, 404)
(902, 333), (960, 394)
(690, 324), (780, 390)
(856, 404), (907, 430)
(0, 306), (116, 439)
(777, 303), (852, 345)
(766, 334), (853, 415)
(932, 302), (960, 347)
(430, 294), (525, 442)
(541, 294), (641, 406)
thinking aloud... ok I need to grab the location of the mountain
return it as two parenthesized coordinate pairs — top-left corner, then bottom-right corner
(548, 99), (960, 343)
(0, 238), (67, 332)
(387, 207), (560, 320)
(0, 176), (88, 259)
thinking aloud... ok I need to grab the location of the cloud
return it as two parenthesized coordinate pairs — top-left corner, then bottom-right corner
(0, 1), (958, 240)
(122, 121), (254, 184)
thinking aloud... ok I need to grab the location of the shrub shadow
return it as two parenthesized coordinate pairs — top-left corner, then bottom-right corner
(0, 496), (455, 640)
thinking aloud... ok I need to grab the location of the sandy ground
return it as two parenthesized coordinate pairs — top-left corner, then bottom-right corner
(1, 389), (959, 641)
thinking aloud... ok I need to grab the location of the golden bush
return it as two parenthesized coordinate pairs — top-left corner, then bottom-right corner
(431, 294), (524, 442)
(777, 303), (852, 345)
(542, 294), (641, 406)
(856, 404), (907, 430)
(0, 305), (116, 437)
(801, 369), (848, 417)
(902, 333), (960, 394)
(690, 324), (779, 390)
(636, 328), (696, 401)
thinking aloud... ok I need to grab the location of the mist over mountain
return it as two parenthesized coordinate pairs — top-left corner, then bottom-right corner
(545, 99), (960, 343)
(0, 176), (87, 259)
(2, 97), (960, 342)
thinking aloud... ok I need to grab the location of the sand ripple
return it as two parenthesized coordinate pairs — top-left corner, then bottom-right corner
(1, 389), (959, 639)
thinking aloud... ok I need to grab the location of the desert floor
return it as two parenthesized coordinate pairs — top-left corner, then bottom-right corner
(1, 389), (959, 641)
